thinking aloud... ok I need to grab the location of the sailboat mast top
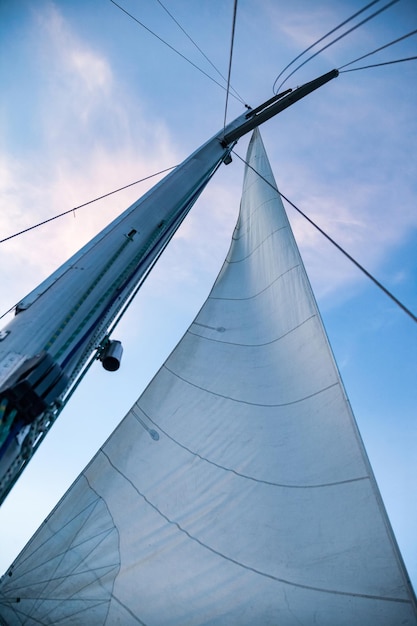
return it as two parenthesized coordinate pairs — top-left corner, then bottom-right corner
(222, 69), (339, 146)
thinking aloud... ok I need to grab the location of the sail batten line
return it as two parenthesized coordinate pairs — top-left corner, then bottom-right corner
(95, 449), (412, 605)
(189, 315), (317, 348)
(163, 364), (339, 407)
(132, 405), (370, 490)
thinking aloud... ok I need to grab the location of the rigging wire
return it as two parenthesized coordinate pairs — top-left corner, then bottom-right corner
(338, 28), (417, 70)
(154, 0), (246, 104)
(272, 0), (382, 93)
(339, 56), (417, 72)
(273, 0), (401, 94)
(223, 0), (239, 128)
(0, 165), (177, 245)
(232, 150), (417, 325)
(109, 0), (245, 104)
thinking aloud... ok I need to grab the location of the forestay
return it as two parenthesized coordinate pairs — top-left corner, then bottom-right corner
(0, 129), (415, 625)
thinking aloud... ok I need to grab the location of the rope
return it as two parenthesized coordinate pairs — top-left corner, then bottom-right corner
(109, 0), (243, 103)
(154, 0), (246, 104)
(0, 166), (176, 245)
(274, 0), (401, 93)
(338, 28), (417, 70)
(232, 150), (417, 325)
(272, 0), (382, 93)
(223, 0), (239, 128)
(339, 56), (417, 72)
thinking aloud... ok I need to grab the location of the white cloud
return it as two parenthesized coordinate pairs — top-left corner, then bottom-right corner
(70, 49), (112, 93)
(0, 3), (181, 318)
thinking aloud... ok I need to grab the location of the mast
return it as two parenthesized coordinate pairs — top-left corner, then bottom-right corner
(0, 70), (338, 503)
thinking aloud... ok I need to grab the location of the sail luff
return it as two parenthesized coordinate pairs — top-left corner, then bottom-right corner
(0, 129), (415, 625)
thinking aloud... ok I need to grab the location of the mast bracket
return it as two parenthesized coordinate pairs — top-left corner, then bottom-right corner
(223, 69), (339, 146)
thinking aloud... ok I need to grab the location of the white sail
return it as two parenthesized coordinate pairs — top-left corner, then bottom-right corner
(0, 129), (415, 625)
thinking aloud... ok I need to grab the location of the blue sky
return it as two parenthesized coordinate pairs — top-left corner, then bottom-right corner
(0, 0), (416, 590)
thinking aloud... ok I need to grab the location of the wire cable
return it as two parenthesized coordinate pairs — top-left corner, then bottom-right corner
(340, 56), (417, 72)
(109, 0), (244, 104)
(274, 0), (401, 93)
(338, 28), (417, 70)
(272, 0), (382, 93)
(232, 149), (417, 325)
(224, 0), (239, 128)
(154, 0), (246, 104)
(0, 166), (177, 245)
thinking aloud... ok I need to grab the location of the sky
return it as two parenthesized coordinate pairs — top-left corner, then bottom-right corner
(0, 0), (416, 592)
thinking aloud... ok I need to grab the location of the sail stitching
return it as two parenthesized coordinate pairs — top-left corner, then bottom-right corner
(8, 493), (103, 573)
(6, 563), (119, 594)
(227, 225), (288, 262)
(132, 405), (369, 490)
(163, 364), (339, 408)
(99, 450), (411, 605)
(4, 494), (119, 626)
(189, 315), (316, 348)
(0, 599), (110, 624)
(83, 475), (122, 626)
(2, 482), (121, 623)
(45, 599), (111, 624)
(240, 179), (277, 204)
(26, 499), (111, 620)
(4, 533), (118, 588)
(231, 194), (282, 238)
(208, 264), (300, 301)
(111, 594), (148, 625)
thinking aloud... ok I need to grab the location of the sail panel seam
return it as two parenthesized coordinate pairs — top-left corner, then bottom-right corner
(227, 226), (288, 263)
(209, 264), (300, 301)
(231, 196), (284, 237)
(163, 364), (339, 408)
(98, 450), (412, 605)
(189, 315), (316, 347)
(132, 405), (369, 490)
